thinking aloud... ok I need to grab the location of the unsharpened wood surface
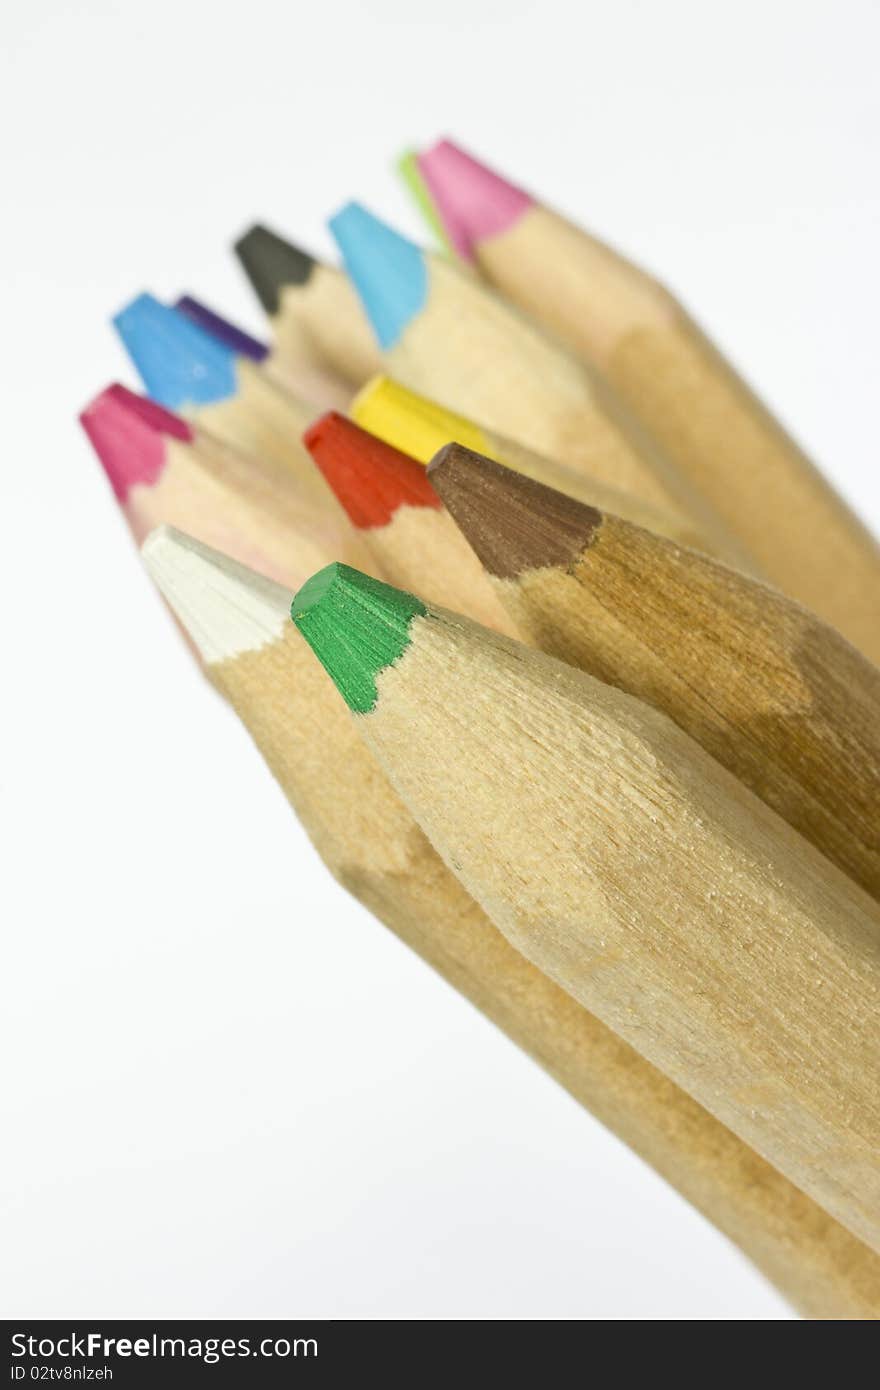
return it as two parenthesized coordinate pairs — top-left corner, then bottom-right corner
(145, 527), (880, 1319)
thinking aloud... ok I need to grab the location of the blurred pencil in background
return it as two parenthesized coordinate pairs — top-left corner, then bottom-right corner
(79, 383), (359, 579)
(112, 291), (364, 531)
(174, 292), (350, 411)
(329, 202), (747, 563)
(414, 138), (880, 660)
(235, 223), (381, 386)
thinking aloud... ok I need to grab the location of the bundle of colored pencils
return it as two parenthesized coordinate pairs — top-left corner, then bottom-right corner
(81, 139), (880, 1319)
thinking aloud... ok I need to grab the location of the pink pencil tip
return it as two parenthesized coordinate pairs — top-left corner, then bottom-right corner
(417, 140), (533, 261)
(79, 385), (193, 503)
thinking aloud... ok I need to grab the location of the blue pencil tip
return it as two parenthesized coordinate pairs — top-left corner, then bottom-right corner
(112, 293), (239, 409)
(329, 203), (427, 350)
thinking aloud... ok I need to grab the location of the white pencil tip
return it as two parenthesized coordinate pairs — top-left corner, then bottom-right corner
(142, 526), (292, 664)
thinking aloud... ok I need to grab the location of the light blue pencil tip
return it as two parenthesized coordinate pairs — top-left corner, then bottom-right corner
(329, 203), (427, 351)
(112, 293), (239, 410)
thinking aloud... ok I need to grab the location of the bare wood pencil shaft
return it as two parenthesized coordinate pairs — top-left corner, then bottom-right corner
(343, 600), (880, 1251)
(218, 628), (880, 1318)
(472, 206), (880, 658)
(145, 531), (880, 1319)
(274, 267), (382, 385)
(430, 446), (880, 900)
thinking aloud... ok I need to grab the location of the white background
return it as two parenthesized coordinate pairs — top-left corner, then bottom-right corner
(2, 0), (878, 1321)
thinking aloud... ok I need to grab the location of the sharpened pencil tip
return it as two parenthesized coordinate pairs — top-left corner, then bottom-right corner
(234, 224), (316, 315)
(303, 411), (441, 530)
(174, 295), (269, 363)
(143, 526), (293, 665)
(428, 443), (602, 580)
(113, 293), (239, 410)
(291, 562), (427, 713)
(417, 140), (533, 260)
(80, 384), (192, 502)
(329, 203), (427, 350)
(351, 375), (490, 464)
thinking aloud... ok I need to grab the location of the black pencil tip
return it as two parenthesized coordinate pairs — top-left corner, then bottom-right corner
(234, 224), (316, 315)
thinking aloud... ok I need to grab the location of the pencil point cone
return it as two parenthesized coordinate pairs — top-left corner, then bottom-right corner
(234, 224), (316, 315)
(303, 411), (441, 529)
(79, 383), (192, 502)
(329, 203), (427, 350)
(113, 293), (239, 410)
(174, 295), (269, 363)
(428, 443), (602, 579)
(417, 139), (533, 260)
(351, 375), (488, 463)
(291, 562), (426, 713)
(142, 525), (292, 664)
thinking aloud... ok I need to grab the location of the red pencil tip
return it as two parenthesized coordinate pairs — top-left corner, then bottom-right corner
(79, 384), (193, 503)
(303, 412), (442, 529)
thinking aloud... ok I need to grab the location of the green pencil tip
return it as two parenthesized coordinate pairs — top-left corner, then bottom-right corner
(396, 148), (456, 258)
(291, 562), (427, 713)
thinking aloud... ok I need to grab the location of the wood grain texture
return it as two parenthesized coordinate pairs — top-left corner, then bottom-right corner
(467, 203), (880, 660)
(338, 592), (880, 1251)
(429, 445), (880, 901)
(144, 532), (880, 1318)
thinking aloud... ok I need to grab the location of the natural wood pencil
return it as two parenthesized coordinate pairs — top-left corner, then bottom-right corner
(144, 527), (880, 1318)
(293, 562), (880, 1253)
(429, 443), (880, 901)
(416, 139), (880, 659)
(113, 292), (343, 516)
(79, 384), (363, 578)
(328, 203), (749, 565)
(235, 223), (382, 385)
(303, 412), (517, 633)
(174, 293), (351, 412)
(350, 375), (720, 557)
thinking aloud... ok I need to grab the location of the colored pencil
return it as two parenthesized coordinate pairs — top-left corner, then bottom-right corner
(234, 223), (382, 385)
(415, 138), (880, 660)
(144, 527), (880, 1319)
(303, 412), (517, 633)
(174, 292), (351, 411)
(429, 443), (880, 901)
(328, 203), (746, 563)
(396, 150), (455, 256)
(113, 292), (340, 513)
(350, 374), (723, 557)
(79, 383), (361, 579)
(293, 562), (880, 1253)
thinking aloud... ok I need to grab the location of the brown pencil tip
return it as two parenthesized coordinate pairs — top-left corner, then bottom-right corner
(427, 443), (603, 580)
